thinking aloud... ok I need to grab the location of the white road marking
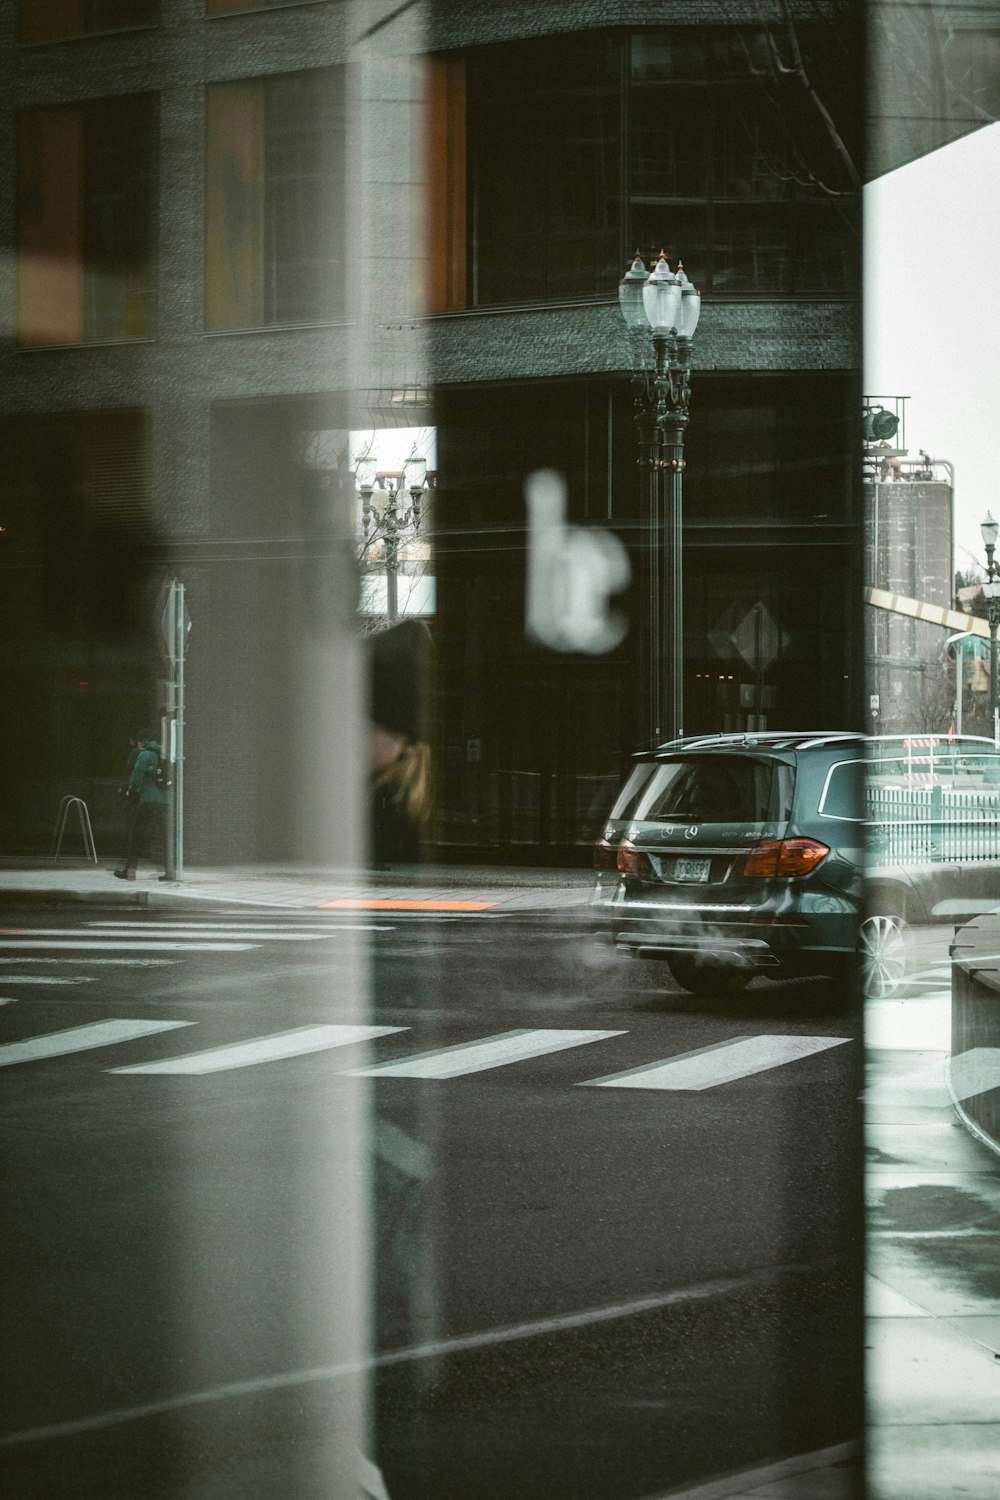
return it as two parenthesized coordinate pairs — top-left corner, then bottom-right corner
(582, 1034), (850, 1091)
(346, 1028), (626, 1079)
(110, 1024), (407, 1075)
(0, 976), (98, 985)
(949, 1047), (1000, 1102)
(0, 958), (177, 968)
(0, 940), (254, 952)
(0, 1019), (193, 1067)
(0, 1264), (801, 1448)
(375, 1117), (431, 1179)
(89, 929), (329, 942)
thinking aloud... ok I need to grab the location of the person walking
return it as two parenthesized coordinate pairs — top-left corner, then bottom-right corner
(369, 620), (433, 866)
(114, 729), (167, 880)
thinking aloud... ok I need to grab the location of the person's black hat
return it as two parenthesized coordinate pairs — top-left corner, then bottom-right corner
(369, 620), (431, 741)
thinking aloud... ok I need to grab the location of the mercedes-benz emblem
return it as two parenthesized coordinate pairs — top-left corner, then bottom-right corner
(685, 825), (699, 839)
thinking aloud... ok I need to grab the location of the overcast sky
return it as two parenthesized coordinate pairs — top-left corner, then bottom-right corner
(865, 122), (1000, 577)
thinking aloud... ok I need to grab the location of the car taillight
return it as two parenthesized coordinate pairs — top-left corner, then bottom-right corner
(742, 838), (829, 878)
(617, 839), (653, 877)
(593, 839), (618, 871)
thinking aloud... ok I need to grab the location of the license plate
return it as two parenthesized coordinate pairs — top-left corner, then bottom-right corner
(671, 857), (711, 882)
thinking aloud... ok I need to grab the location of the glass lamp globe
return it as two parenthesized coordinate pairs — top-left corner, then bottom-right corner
(641, 251), (682, 336)
(674, 262), (701, 339)
(618, 252), (649, 330)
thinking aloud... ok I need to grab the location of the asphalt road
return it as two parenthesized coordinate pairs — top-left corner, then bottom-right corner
(0, 905), (865, 1499)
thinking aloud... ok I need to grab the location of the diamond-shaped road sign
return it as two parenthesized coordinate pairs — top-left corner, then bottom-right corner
(726, 602), (788, 673)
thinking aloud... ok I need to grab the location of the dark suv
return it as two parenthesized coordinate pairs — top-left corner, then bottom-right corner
(592, 730), (1000, 999)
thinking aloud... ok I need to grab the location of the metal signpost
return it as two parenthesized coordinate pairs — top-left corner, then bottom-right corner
(159, 579), (190, 881)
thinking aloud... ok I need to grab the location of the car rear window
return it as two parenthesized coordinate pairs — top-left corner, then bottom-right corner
(608, 761), (659, 819)
(631, 755), (792, 824)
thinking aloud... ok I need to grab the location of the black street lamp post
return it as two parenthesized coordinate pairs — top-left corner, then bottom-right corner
(618, 250), (701, 746)
(356, 446), (429, 623)
(981, 511), (1000, 741)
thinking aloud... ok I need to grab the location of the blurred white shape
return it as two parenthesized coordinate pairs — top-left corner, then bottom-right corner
(525, 469), (631, 654)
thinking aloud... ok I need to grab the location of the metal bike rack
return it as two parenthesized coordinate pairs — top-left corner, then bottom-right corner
(51, 796), (98, 865)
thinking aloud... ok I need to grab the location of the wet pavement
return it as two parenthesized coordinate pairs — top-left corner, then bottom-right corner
(2, 862), (998, 1498)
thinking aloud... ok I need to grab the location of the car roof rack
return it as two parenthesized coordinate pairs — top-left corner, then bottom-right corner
(645, 731), (865, 755)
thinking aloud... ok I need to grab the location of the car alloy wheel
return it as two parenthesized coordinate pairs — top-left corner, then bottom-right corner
(858, 913), (907, 1000)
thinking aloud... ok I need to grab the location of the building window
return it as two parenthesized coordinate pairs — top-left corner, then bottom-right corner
(426, 55), (467, 314)
(628, 30), (860, 296)
(206, 68), (346, 330)
(19, 1), (159, 43)
(450, 26), (860, 310)
(464, 35), (621, 306)
(17, 94), (157, 347)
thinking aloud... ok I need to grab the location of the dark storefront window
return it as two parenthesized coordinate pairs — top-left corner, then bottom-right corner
(0, 408), (155, 852)
(449, 26), (860, 309)
(205, 68), (345, 330)
(17, 94), (157, 346)
(683, 375), (859, 524)
(19, 0), (159, 42)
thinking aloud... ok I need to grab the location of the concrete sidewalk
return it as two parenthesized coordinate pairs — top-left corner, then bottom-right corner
(3, 861), (998, 1498)
(0, 857), (595, 914)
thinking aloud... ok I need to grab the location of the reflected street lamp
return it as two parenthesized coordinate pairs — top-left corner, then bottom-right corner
(355, 445), (430, 623)
(618, 250), (701, 745)
(981, 511), (1000, 743)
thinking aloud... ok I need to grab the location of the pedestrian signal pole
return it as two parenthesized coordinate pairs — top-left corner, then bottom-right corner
(159, 579), (190, 881)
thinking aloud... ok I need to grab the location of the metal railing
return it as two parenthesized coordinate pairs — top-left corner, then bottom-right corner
(867, 782), (1000, 865)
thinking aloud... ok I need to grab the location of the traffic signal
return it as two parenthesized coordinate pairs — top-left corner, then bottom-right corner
(864, 407), (899, 442)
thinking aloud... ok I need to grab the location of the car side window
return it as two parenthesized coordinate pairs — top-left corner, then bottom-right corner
(819, 760), (865, 821)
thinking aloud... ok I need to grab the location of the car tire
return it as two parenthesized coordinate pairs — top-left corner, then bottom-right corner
(667, 955), (753, 998)
(858, 911), (908, 1000)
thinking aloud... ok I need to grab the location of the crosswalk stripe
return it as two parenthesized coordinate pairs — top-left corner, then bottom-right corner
(4, 926), (266, 943)
(109, 1024), (407, 1075)
(0, 1019), (193, 1067)
(0, 976), (98, 985)
(346, 1028), (627, 1080)
(89, 929), (329, 943)
(0, 941), (254, 953)
(581, 1034), (850, 1091)
(0, 958), (177, 968)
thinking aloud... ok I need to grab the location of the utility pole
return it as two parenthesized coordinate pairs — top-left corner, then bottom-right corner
(159, 579), (191, 880)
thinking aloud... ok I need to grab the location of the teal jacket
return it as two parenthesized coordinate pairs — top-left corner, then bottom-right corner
(128, 740), (168, 806)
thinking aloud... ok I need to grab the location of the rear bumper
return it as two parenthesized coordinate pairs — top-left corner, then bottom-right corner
(595, 884), (858, 970)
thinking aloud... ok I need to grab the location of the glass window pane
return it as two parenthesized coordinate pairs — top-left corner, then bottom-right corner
(627, 27), (859, 295)
(263, 70), (346, 325)
(19, 0), (158, 41)
(468, 35), (620, 305)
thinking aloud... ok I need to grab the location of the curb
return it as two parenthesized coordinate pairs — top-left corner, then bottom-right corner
(1, 887), (153, 908)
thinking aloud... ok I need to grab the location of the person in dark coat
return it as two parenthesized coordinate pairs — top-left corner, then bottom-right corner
(369, 621), (433, 866)
(114, 731), (167, 879)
